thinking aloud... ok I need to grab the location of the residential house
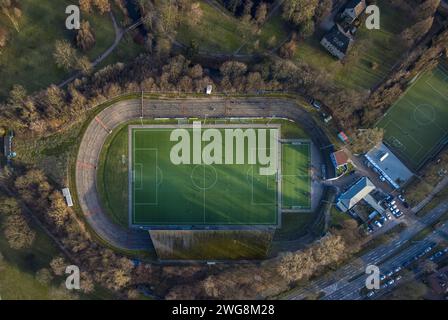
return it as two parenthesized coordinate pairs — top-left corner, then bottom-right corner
(321, 0), (366, 59)
(331, 150), (349, 169)
(320, 25), (354, 60)
(340, 0), (367, 25)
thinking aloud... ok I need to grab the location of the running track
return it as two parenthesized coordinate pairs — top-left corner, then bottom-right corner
(75, 97), (334, 250)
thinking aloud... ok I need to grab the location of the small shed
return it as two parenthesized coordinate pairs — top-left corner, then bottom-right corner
(62, 188), (74, 207)
(338, 131), (350, 144)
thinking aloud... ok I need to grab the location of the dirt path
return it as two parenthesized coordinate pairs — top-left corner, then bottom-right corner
(75, 97), (334, 251)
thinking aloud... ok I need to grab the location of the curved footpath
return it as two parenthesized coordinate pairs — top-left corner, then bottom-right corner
(75, 97), (334, 250)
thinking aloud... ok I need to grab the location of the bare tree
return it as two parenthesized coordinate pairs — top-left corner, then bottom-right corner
(76, 20), (96, 52)
(0, 26), (8, 47)
(54, 40), (79, 71)
(350, 128), (384, 154)
(0, 0), (22, 32)
(255, 2), (268, 25)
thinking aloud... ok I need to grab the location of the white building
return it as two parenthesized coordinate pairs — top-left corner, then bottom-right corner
(365, 143), (414, 189)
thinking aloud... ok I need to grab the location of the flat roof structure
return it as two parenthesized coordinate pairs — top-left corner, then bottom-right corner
(365, 143), (413, 189)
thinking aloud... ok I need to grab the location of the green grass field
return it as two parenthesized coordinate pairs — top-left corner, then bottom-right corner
(176, 1), (289, 54)
(377, 61), (448, 169)
(282, 143), (311, 209)
(176, 1), (245, 53)
(131, 125), (280, 226)
(0, 0), (115, 99)
(98, 119), (311, 229)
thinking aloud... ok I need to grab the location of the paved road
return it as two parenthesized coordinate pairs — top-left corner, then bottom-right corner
(324, 221), (448, 300)
(282, 199), (448, 300)
(75, 97), (334, 250)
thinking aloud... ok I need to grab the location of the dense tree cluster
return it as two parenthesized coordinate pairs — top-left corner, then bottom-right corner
(0, 170), (144, 294)
(79, 0), (111, 15)
(281, 0), (332, 37)
(278, 235), (347, 282)
(399, 0), (441, 47)
(53, 40), (92, 74)
(223, 0), (270, 25)
(165, 223), (364, 299)
(0, 46), (388, 136)
(350, 128), (384, 155)
(0, 197), (35, 250)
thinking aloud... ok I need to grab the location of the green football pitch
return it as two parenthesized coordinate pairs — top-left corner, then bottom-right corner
(130, 125), (281, 226)
(282, 143), (311, 209)
(377, 61), (448, 169)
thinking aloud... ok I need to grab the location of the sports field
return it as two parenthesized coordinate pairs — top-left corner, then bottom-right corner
(282, 142), (311, 209)
(377, 61), (448, 169)
(130, 125), (281, 226)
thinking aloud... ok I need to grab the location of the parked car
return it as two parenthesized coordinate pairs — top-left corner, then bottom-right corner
(398, 195), (406, 202)
(389, 200), (396, 206)
(311, 99), (322, 110)
(374, 221), (383, 228)
(367, 291), (375, 298)
(395, 211), (403, 218)
(379, 175), (386, 182)
(395, 276), (402, 281)
(394, 266), (402, 273)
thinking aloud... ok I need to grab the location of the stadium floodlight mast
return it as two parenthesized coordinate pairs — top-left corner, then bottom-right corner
(169, 121), (279, 176)
(140, 91), (144, 118)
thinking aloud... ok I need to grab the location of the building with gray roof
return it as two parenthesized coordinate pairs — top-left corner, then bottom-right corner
(365, 143), (414, 189)
(336, 177), (376, 212)
(320, 25), (353, 60)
